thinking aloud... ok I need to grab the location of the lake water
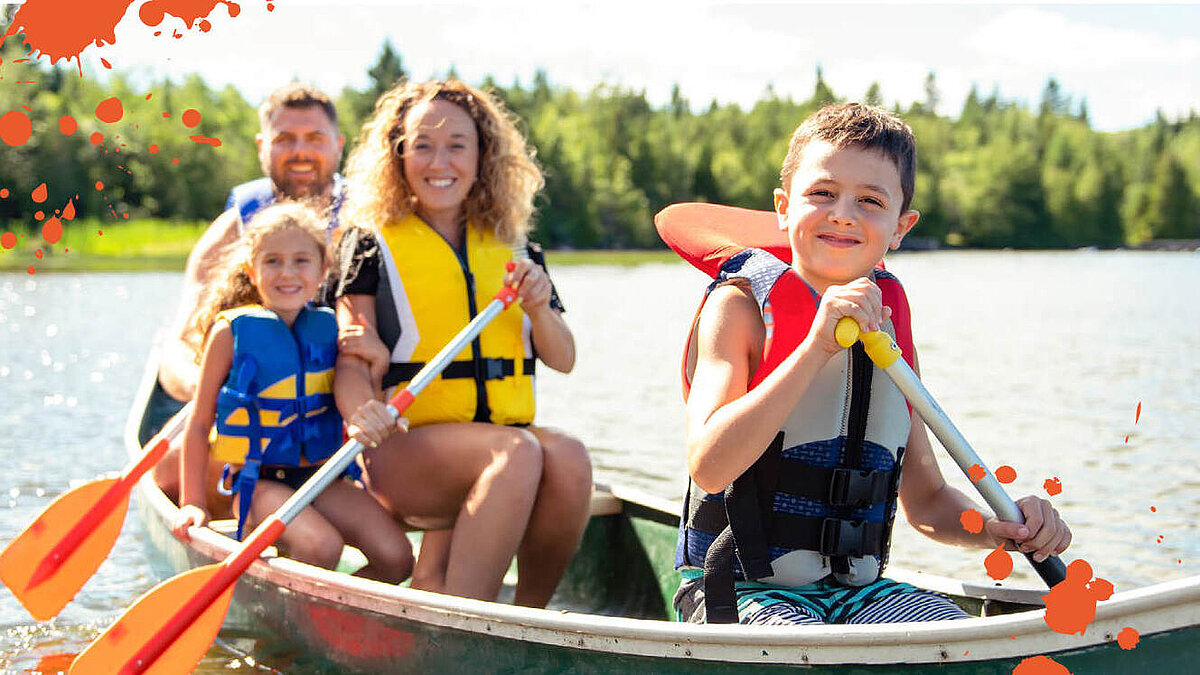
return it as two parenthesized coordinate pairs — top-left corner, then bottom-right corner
(1, 251), (1197, 670)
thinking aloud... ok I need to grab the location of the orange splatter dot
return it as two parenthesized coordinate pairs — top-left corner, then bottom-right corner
(162, 111), (171, 118)
(34, 248), (43, 259)
(122, 212), (130, 220)
(1013, 655), (1070, 675)
(34, 210), (44, 220)
(1150, 506), (1156, 513)
(95, 181), (105, 191)
(199, 19), (212, 32)
(984, 544), (1012, 580)
(1, 232), (16, 249)
(27, 266), (36, 274)
(42, 217), (62, 244)
(1117, 626), (1139, 650)
(0, 188), (8, 198)
(31, 183), (48, 203)
(148, 143), (159, 154)
(98, 230), (103, 236)
(182, 108), (201, 127)
(1135, 401), (1142, 424)
(90, 132), (104, 145)
(268, 2), (275, 11)
(1044, 477), (1062, 496)
(967, 464), (987, 482)
(145, 93), (154, 101)
(96, 96), (123, 123)
(63, 200), (76, 220)
(59, 115), (77, 135)
(1124, 435), (1130, 443)
(100, 57), (112, 69)
(1156, 535), (1164, 544)
(189, 134), (221, 147)
(960, 509), (984, 534)
(995, 465), (1017, 484)
(172, 158), (180, 165)
(0, 110), (33, 146)
(1041, 559), (1114, 636)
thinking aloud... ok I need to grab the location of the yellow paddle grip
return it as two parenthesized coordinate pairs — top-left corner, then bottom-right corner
(834, 317), (902, 368)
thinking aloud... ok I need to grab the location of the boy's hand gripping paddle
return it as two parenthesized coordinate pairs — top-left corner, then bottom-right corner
(70, 268), (520, 675)
(0, 405), (192, 621)
(834, 317), (1068, 588)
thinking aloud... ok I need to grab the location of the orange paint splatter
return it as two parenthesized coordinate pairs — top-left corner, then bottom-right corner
(95, 96), (123, 123)
(172, 157), (180, 164)
(1043, 477), (1062, 496)
(145, 93), (154, 100)
(189, 134), (221, 147)
(1135, 401), (1142, 424)
(995, 465), (1017, 484)
(1041, 559), (1114, 636)
(1156, 535), (1164, 544)
(149, 143), (160, 154)
(1012, 655), (1071, 674)
(984, 544), (1012, 580)
(90, 132), (104, 145)
(182, 108), (201, 127)
(1150, 506), (1156, 513)
(967, 464), (987, 482)
(97, 230), (103, 236)
(1117, 626), (1139, 650)
(34, 210), (45, 220)
(0, 188), (8, 198)
(62, 200), (76, 220)
(95, 181), (104, 191)
(31, 183), (48, 203)
(162, 111), (171, 118)
(960, 509), (984, 534)
(42, 216), (62, 244)
(34, 248), (43, 259)
(27, 266), (36, 274)
(59, 115), (77, 135)
(267, 2), (275, 11)
(1, 232), (16, 249)
(100, 57), (112, 69)
(2, 0), (136, 72)
(199, 19), (212, 32)
(140, 1), (242, 30)
(0, 110), (33, 146)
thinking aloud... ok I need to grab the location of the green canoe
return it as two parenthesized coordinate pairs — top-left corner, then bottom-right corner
(126, 355), (1198, 673)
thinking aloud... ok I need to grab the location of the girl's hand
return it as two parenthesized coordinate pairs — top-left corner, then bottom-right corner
(808, 277), (891, 355)
(504, 258), (553, 317)
(984, 496), (1072, 562)
(172, 504), (209, 542)
(347, 399), (408, 448)
(339, 312), (390, 381)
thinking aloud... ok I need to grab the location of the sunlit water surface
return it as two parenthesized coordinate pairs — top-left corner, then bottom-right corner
(1, 251), (1197, 670)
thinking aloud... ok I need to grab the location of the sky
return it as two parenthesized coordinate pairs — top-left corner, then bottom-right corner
(58, 1), (1200, 132)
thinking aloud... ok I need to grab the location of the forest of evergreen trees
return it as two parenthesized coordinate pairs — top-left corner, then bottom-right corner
(2, 37), (1197, 249)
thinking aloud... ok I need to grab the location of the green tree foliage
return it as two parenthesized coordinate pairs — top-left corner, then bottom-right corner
(1, 35), (1197, 249)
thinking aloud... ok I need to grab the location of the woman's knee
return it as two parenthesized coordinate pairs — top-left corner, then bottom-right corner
(543, 434), (592, 494)
(496, 428), (544, 477)
(286, 532), (347, 570)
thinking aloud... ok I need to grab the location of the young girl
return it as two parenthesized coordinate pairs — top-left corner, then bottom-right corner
(172, 203), (412, 584)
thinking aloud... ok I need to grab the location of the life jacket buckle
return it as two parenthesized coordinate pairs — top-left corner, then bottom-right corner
(480, 357), (505, 381)
(828, 468), (885, 508)
(819, 518), (866, 557)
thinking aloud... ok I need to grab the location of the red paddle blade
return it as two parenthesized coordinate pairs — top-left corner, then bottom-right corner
(0, 478), (129, 621)
(70, 564), (234, 675)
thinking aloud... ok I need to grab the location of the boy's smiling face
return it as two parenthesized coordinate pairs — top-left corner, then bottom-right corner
(774, 140), (919, 294)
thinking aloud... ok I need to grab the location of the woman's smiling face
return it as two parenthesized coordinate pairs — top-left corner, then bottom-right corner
(401, 98), (479, 228)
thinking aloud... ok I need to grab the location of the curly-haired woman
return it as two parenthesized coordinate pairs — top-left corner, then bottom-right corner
(332, 79), (592, 605)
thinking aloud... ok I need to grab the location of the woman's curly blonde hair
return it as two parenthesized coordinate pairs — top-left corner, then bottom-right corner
(341, 78), (544, 243)
(188, 203), (330, 358)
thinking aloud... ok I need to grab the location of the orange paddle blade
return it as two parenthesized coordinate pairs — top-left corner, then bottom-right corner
(0, 478), (129, 621)
(70, 565), (234, 675)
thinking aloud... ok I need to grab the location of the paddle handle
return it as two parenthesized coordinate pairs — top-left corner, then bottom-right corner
(128, 279), (520, 674)
(835, 318), (1067, 587)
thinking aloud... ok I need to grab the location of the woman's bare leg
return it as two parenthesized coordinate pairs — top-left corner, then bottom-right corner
(314, 479), (413, 583)
(360, 423), (541, 601)
(411, 529), (452, 593)
(239, 481), (345, 570)
(514, 425), (593, 607)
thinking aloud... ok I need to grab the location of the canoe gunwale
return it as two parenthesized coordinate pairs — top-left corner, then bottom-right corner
(125, 349), (1200, 668)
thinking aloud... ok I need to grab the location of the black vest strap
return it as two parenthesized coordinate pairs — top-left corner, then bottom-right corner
(383, 357), (536, 390)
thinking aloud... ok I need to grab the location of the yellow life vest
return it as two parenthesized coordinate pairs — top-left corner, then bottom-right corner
(374, 213), (535, 426)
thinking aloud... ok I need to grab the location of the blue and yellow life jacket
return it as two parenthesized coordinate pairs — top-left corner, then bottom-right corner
(371, 213), (535, 427)
(209, 304), (345, 538)
(226, 174), (345, 235)
(673, 248), (915, 623)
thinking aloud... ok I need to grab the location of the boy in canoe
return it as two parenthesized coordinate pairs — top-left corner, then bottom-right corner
(670, 104), (1071, 625)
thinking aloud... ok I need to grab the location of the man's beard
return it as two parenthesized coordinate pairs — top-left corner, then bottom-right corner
(269, 161), (334, 202)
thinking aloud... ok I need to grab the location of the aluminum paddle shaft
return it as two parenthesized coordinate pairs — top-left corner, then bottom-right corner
(834, 318), (1067, 588)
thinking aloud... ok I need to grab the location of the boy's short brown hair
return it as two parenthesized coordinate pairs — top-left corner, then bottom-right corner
(258, 82), (338, 127)
(780, 103), (917, 213)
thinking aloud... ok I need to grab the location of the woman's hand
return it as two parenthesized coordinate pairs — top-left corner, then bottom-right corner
(505, 258), (553, 318)
(347, 399), (409, 448)
(984, 496), (1072, 562)
(808, 277), (891, 355)
(172, 504), (209, 542)
(339, 312), (390, 381)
